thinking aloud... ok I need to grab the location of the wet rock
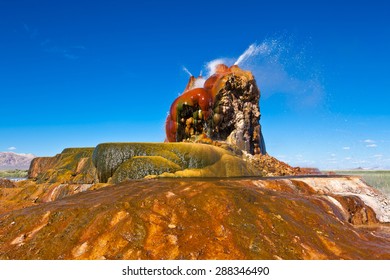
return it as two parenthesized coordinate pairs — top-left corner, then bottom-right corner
(27, 142), (304, 184)
(165, 64), (266, 155)
(297, 176), (390, 223)
(92, 142), (261, 183)
(0, 179), (108, 215)
(111, 156), (181, 182)
(1, 177), (389, 260)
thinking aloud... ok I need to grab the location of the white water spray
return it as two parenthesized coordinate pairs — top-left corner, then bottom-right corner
(234, 42), (274, 66)
(182, 66), (206, 89)
(181, 37), (325, 108)
(193, 77), (206, 88)
(205, 58), (228, 76)
(182, 66), (193, 77)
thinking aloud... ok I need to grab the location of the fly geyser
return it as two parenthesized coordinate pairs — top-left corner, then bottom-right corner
(166, 64), (266, 156)
(1, 64), (390, 260)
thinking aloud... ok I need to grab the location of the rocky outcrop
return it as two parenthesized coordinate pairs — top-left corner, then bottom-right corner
(28, 148), (97, 184)
(296, 176), (390, 223)
(92, 142), (261, 183)
(245, 153), (302, 176)
(165, 64), (266, 155)
(0, 179), (109, 214)
(1, 176), (389, 260)
(28, 157), (57, 179)
(27, 143), (307, 185)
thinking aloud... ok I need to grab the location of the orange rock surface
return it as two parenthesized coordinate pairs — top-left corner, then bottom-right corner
(1, 177), (389, 260)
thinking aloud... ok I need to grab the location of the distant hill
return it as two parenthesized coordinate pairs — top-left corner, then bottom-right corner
(0, 152), (36, 170)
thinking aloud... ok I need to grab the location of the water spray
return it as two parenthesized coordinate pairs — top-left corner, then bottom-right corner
(234, 43), (270, 66)
(182, 66), (193, 77)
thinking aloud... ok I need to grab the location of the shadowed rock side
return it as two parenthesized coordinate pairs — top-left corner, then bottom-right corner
(92, 143), (262, 183)
(0, 177), (389, 260)
(28, 148), (97, 184)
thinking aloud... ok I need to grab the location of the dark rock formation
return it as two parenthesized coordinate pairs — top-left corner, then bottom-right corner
(165, 64), (266, 155)
(28, 148), (97, 184)
(1, 177), (389, 260)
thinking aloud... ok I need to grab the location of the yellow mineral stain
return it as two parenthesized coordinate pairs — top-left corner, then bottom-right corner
(72, 241), (89, 258)
(167, 234), (178, 245)
(110, 211), (129, 227)
(300, 242), (327, 260)
(11, 234), (26, 246)
(166, 191), (176, 198)
(317, 235), (343, 257)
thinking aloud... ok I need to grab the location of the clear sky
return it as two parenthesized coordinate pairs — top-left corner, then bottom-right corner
(1, 0), (389, 170)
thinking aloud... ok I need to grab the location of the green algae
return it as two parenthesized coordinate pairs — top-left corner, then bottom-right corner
(92, 143), (243, 182)
(30, 143), (262, 184)
(111, 156), (181, 183)
(32, 148), (97, 184)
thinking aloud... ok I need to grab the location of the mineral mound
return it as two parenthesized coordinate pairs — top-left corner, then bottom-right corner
(165, 64), (266, 155)
(26, 64), (293, 183)
(92, 142), (262, 183)
(28, 142), (296, 184)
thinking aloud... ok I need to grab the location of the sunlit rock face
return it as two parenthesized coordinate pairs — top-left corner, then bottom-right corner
(166, 64), (266, 155)
(28, 148), (97, 184)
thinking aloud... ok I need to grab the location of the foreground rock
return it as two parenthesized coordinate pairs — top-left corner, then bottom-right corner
(0, 178), (15, 189)
(1, 176), (389, 260)
(0, 179), (110, 214)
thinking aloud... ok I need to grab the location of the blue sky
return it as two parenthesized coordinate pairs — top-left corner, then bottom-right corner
(1, 0), (389, 170)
